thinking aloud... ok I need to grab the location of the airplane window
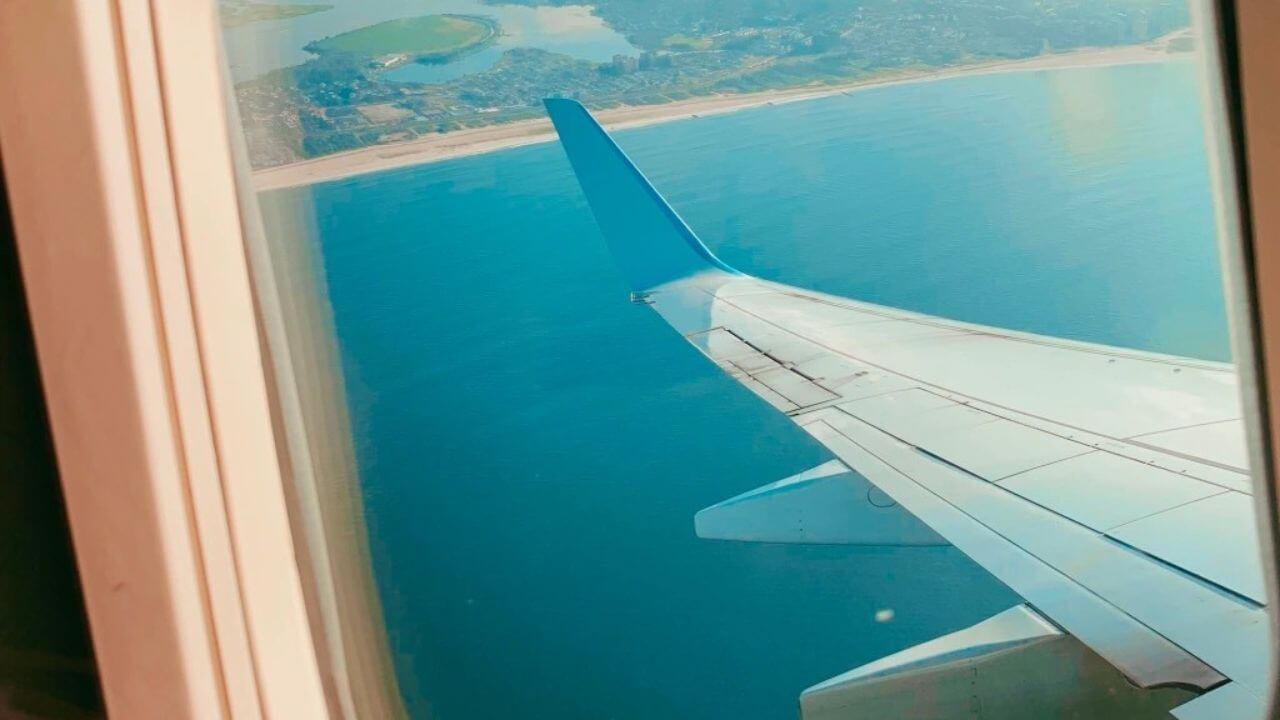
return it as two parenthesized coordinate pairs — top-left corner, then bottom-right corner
(219, 1), (1267, 717)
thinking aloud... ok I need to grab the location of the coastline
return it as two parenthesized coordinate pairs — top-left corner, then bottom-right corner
(252, 39), (1189, 192)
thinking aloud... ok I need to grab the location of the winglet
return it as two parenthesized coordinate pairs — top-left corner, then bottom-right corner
(544, 99), (737, 291)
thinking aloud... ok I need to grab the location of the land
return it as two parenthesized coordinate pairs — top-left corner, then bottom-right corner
(252, 35), (1191, 191)
(232, 0), (1193, 174)
(304, 14), (498, 69)
(219, 0), (333, 28)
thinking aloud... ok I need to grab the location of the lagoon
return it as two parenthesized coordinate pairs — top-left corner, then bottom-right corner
(222, 0), (637, 82)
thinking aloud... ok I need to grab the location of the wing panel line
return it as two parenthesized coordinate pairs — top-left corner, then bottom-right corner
(702, 286), (1251, 488)
(769, 289), (1231, 373)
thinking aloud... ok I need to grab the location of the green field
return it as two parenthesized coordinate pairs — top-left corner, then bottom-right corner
(308, 14), (497, 60)
(661, 33), (714, 51)
(220, 1), (333, 28)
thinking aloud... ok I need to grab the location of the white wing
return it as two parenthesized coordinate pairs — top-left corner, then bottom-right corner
(546, 99), (1268, 718)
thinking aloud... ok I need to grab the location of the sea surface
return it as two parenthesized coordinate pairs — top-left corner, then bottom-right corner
(221, 0), (637, 82)
(264, 59), (1227, 719)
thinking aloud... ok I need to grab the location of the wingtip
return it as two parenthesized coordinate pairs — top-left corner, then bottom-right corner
(543, 97), (587, 120)
(543, 94), (737, 290)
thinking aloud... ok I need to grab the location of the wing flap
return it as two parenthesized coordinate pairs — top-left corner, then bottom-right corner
(997, 451), (1225, 533)
(800, 604), (1198, 720)
(1109, 492), (1266, 603)
(1171, 682), (1267, 720)
(800, 410), (1235, 691)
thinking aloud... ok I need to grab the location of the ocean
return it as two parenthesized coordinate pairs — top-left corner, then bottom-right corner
(265, 59), (1227, 719)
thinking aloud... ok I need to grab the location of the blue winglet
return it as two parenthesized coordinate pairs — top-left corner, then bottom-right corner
(544, 98), (738, 292)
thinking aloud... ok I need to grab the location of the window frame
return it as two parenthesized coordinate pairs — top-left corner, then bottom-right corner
(0, 0), (1276, 718)
(1208, 0), (1280, 708)
(0, 1), (328, 717)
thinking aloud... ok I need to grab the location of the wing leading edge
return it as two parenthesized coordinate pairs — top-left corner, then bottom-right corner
(545, 99), (1269, 718)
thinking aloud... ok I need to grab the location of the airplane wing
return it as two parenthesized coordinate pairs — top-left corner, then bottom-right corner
(545, 98), (1271, 719)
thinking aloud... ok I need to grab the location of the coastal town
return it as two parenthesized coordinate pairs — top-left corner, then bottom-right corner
(229, 0), (1193, 173)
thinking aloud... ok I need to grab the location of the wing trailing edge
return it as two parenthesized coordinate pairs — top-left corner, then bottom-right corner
(800, 604), (1199, 720)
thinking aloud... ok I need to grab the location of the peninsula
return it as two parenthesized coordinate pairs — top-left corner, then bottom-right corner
(231, 0), (1194, 186)
(252, 35), (1191, 191)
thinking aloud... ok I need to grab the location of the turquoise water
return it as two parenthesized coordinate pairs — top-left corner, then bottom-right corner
(271, 60), (1226, 719)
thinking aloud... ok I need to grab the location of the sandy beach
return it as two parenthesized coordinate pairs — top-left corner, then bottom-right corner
(252, 37), (1190, 192)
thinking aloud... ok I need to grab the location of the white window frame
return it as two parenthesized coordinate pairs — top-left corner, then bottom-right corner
(0, 1), (329, 717)
(1209, 0), (1280, 709)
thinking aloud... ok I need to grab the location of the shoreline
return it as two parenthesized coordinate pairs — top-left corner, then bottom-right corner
(252, 39), (1189, 192)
